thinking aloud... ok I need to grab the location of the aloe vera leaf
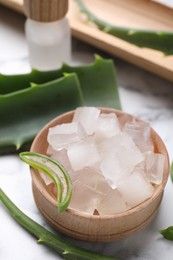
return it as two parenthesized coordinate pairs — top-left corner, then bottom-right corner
(170, 161), (173, 182)
(19, 152), (72, 212)
(0, 57), (121, 111)
(0, 73), (83, 152)
(0, 188), (118, 259)
(75, 0), (173, 55)
(160, 226), (173, 241)
(63, 56), (121, 109)
(0, 69), (62, 94)
(0, 57), (121, 153)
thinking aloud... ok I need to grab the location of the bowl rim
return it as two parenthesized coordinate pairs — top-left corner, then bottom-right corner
(30, 107), (170, 220)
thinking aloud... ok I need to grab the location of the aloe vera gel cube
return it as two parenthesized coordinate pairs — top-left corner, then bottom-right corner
(67, 138), (100, 171)
(73, 107), (100, 135)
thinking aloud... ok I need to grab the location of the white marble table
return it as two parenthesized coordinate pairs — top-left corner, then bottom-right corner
(1, 3), (173, 260)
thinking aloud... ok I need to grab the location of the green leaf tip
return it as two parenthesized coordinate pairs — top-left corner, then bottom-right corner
(160, 226), (173, 241)
(30, 82), (38, 88)
(15, 141), (22, 150)
(37, 237), (44, 244)
(160, 229), (164, 235)
(128, 30), (135, 36)
(94, 54), (103, 60)
(63, 250), (70, 255)
(63, 72), (75, 78)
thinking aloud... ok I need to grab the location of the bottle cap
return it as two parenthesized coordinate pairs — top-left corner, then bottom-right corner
(24, 0), (68, 22)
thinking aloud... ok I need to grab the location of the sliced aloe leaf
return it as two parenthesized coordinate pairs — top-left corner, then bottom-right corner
(63, 56), (121, 109)
(75, 0), (173, 55)
(0, 56), (121, 111)
(0, 57), (121, 154)
(19, 152), (72, 212)
(0, 73), (83, 153)
(0, 69), (62, 94)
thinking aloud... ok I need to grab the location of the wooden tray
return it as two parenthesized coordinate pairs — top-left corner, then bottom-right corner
(0, 0), (173, 82)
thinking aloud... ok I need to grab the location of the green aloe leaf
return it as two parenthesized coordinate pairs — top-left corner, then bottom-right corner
(0, 57), (121, 153)
(160, 226), (173, 241)
(63, 56), (121, 109)
(19, 152), (72, 212)
(0, 73), (83, 153)
(0, 69), (62, 94)
(75, 0), (173, 55)
(0, 188), (118, 259)
(0, 57), (121, 110)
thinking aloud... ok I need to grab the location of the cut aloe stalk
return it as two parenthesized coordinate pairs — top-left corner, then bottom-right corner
(75, 0), (173, 55)
(0, 69), (62, 94)
(19, 152), (72, 212)
(62, 55), (121, 109)
(0, 57), (121, 154)
(0, 57), (121, 111)
(0, 73), (83, 153)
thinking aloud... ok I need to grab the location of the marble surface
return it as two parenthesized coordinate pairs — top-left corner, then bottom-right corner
(1, 3), (173, 260)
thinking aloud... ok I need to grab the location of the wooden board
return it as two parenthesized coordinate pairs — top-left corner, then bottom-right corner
(0, 0), (173, 82)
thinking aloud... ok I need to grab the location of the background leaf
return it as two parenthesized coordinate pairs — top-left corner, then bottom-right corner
(75, 0), (173, 55)
(0, 57), (121, 153)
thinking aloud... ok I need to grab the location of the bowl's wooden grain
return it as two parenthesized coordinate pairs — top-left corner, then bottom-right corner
(30, 108), (169, 242)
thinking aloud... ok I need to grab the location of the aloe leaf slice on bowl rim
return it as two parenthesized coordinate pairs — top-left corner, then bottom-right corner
(19, 152), (72, 212)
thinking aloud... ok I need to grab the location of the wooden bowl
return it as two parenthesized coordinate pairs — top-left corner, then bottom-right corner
(30, 108), (169, 242)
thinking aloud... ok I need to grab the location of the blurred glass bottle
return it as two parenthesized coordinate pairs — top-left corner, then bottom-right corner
(24, 0), (71, 71)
